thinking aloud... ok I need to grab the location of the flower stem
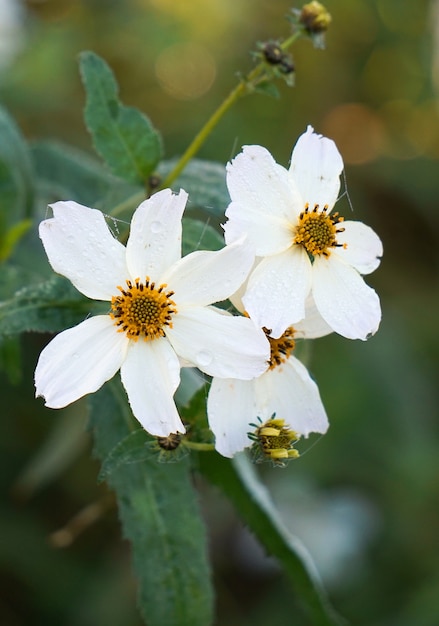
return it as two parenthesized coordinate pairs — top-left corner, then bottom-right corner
(161, 31), (301, 189)
(109, 30), (301, 217)
(184, 441), (215, 452)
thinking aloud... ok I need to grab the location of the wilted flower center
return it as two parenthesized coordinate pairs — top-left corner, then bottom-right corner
(265, 326), (296, 369)
(248, 415), (300, 464)
(110, 278), (177, 341)
(294, 203), (346, 258)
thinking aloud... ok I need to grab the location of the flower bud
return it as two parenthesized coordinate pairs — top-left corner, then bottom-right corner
(299, 1), (332, 34)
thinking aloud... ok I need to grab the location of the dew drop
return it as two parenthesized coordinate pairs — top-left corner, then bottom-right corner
(196, 350), (213, 368)
(151, 221), (163, 234)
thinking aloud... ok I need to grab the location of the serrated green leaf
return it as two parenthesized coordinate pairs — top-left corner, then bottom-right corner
(197, 451), (344, 626)
(98, 430), (151, 483)
(0, 274), (103, 337)
(182, 217), (223, 256)
(99, 429), (189, 483)
(79, 51), (163, 184)
(0, 106), (34, 225)
(160, 158), (229, 222)
(89, 380), (214, 626)
(31, 140), (141, 210)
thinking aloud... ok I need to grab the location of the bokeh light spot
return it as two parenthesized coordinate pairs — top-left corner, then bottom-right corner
(322, 103), (386, 164)
(155, 42), (216, 101)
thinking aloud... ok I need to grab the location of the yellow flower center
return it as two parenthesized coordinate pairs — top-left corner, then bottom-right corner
(110, 277), (177, 341)
(294, 203), (346, 258)
(265, 326), (296, 369)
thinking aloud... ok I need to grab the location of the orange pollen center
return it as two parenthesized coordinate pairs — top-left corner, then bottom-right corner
(110, 277), (177, 341)
(293, 203), (346, 258)
(264, 326), (296, 369)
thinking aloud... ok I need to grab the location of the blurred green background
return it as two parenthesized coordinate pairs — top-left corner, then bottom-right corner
(1, 0), (438, 624)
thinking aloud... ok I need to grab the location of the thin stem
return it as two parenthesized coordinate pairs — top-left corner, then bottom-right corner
(184, 441), (215, 452)
(49, 494), (115, 547)
(161, 31), (301, 190)
(108, 30), (301, 218)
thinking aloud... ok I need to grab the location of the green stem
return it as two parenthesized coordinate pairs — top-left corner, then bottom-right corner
(160, 31), (302, 189)
(108, 30), (301, 218)
(184, 441), (215, 452)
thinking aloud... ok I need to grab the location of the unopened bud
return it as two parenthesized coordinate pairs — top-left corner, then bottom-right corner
(300, 1), (332, 34)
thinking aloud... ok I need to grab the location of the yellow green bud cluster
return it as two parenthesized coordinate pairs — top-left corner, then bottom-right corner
(249, 415), (300, 465)
(299, 1), (332, 34)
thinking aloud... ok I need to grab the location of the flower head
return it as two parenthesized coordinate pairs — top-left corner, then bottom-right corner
(207, 300), (330, 458)
(248, 415), (300, 466)
(35, 189), (270, 436)
(223, 125), (383, 340)
(299, 2), (332, 35)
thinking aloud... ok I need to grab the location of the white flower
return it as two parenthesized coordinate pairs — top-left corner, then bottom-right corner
(223, 125), (383, 340)
(207, 300), (330, 458)
(35, 189), (270, 436)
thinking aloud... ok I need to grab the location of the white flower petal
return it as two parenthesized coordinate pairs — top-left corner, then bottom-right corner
(224, 145), (302, 254)
(335, 220), (383, 274)
(207, 377), (256, 457)
(243, 247), (312, 338)
(125, 189), (187, 281)
(166, 307), (269, 379)
(120, 338), (184, 436)
(312, 255), (381, 340)
(223, 202), (293, 256)
(289, 125), (343, 212)
(293, 295), (333, 339)
(164, 239), (255, 308)
(40, 201), (128, 300)
(35, 316), (128, 408)
(255, 357), (329, 436)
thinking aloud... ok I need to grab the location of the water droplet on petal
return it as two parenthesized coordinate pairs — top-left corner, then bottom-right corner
(196, 350), (213, 368)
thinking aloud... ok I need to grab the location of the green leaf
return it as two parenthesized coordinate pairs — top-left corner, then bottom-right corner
(0, 218), (32, 262)
(160, 158), (229, 222)
(0, 335), (22, 384)
(89, 380), (214, 626)
(0, 105), (34, 225)
(98, 429), (189, 483)
(0, 274), (102, 337)
(79, 51), (163, 184)
(31, 140), (141, 210)
(98, 429), (151, 482)
(182, 217), (223, 256)
(197, 451), (345, 626)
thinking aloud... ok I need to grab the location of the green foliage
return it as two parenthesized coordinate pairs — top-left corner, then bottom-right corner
(197, 451), (344, 626)
(0, 335), (22, 384)
(79, 51), (163, 184)
(0, 218), (32, 262)
(0, 105), (34, 224)
(98, 429), (152, 483)
(31, 140), (141, 210)
(182, 217), (223, 256)
(160, 159), (229, 222)
(0, 274), (101, 337)
(0, 106), (35, 263)
(90, 381), (214, 626)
